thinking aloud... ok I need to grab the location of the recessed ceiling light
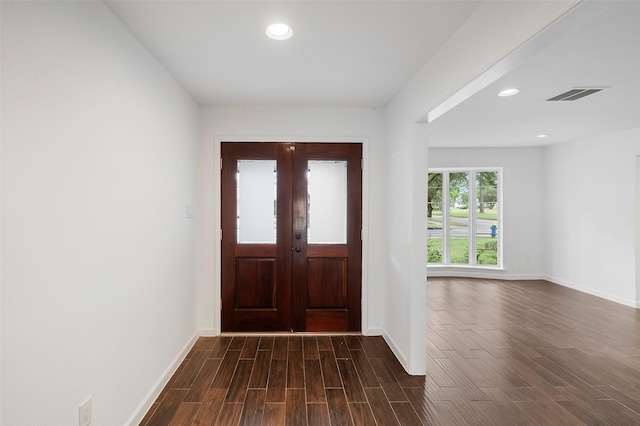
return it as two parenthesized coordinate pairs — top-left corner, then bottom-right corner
(536, 134), (550, 139)
(498, 88), (520, 97)
(266, 23), (292, 41)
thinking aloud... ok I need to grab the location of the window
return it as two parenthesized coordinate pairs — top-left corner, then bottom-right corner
(428, 169), (501, 267)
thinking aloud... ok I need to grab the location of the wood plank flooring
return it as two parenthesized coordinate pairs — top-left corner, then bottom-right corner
(141, 278), (640, 425)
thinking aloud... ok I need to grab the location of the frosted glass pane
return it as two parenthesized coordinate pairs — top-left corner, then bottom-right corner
(237, 160), (277, 243)
(307, 160), (347, 244)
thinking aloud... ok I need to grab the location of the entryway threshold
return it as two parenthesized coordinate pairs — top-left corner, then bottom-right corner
(220, 331), (362, 337)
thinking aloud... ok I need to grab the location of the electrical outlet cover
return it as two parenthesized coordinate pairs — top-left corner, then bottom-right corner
(79, 397), (92, 426)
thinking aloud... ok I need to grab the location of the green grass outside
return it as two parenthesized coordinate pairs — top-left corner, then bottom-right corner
(428, 236), (498, 265)
(430, 208), (498, 220)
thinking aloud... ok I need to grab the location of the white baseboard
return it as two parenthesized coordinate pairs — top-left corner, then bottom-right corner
(125, 332), (199, 426)
(381, 330), (408, 371)
(363, 327), (383, 336)
(544, 275), (639, 308)
(427, 268), (545, 281)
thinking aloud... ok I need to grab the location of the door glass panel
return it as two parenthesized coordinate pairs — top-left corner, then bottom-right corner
(307, 160), (347, 244)
(237, 160), (277, 243)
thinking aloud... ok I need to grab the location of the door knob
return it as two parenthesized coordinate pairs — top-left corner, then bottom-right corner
(295, 247), (302, 253)
(295, 232), (302, 240)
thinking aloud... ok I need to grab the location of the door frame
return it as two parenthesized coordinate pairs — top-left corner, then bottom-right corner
(213, 136), (371, 334)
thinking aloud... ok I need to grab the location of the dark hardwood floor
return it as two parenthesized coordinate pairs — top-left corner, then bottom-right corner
(141, 278), (640, 425)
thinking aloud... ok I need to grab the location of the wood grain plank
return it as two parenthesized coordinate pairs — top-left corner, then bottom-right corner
(303, 336), (319, 360)
(307, 402), (330, 426)
(184, 358), (222, 402)
(168, 402), (201, 426)
(365, 388), (400, 425)
(287, 350), (304, 389)
(239, 389), (266, 425)
(304, 359), (326, 403)
(337, 359), (367, 402)
(391, 401), (422, 426)
(332, 336), (351, 359)
(210, 336), (232, 358)
(225, 359), (254, 402)
(211, 350), (241, 389)
(285, 388), (307, 426)
(319, 350), (342, 388)
(349, 402), (376, 426)
(350, 349), (380, 388)
(272, 337), (288, 360)
(146, 389), (187, 426)
(214, 402), (243, 426)
(326, 388), (354, 426)
(240, 336), (260, 359)
(262, 403), (285, 426)
(369, 358), (408, 402)
(249, 349), (272, 389)
(193, 388), (226, 425)
(266, 359), (287, 403)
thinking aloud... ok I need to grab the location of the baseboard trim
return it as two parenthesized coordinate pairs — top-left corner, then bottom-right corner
(427, 269), (545, 281)
(125, 331), (199, 426)
(363, 327), (383, 337)
(544, 275), (638, 308)
(381, 330), (408, 372)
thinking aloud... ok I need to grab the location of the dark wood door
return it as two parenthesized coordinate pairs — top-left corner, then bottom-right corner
(221, 142), (362, 332)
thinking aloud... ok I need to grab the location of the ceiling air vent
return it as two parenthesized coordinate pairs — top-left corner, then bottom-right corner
(546, 88), (605, 101)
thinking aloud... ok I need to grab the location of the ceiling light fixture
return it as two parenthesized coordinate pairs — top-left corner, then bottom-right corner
(266, 23), (293, 41)
(498, 88), (520, 97)
(536, 134), (550, 139)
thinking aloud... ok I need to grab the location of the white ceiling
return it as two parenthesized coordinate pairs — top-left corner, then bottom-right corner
(105, 1), (640, 148)
(105, 0), (479, 108)
(428, 1), (640, 148)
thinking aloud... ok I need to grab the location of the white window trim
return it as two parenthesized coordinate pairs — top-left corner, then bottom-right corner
(428, 167), (503, 269)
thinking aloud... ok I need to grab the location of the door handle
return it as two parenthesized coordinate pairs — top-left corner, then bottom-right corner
(295, 247), (302, 253)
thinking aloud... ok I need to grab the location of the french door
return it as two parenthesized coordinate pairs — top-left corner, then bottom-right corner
(221, 142), (362, 332)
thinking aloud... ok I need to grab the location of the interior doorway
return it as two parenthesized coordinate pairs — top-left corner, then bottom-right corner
(221, 142), (363, 332)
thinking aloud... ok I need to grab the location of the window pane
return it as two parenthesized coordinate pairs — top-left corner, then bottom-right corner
(476, 171), (498, 265)
(307, 160), (347, 244)
(427, 173), (443, 264)
(449, 172), (469, 264)
(237, 160), (277, 243)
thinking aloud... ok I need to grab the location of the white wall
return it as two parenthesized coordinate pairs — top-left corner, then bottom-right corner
(545, 127), (640, 307)
(427, 147), (546, 278)
(1, 2), (199, 425)
(196, 106), (388, 335)
(383, 1), (575, 375)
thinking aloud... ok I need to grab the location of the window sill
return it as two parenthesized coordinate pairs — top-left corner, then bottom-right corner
(427, 264), (505, 273)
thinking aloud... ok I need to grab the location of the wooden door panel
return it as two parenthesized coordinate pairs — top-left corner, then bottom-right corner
(306, 310), (349, 332)
(235, 258), (277, 308)
(307, 258), (347, 308)
(292, 143), (362, 332)
(222, 142), (361, 332)
(221, 142), (292, 332)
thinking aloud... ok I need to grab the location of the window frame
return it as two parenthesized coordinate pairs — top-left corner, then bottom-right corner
(428, 167), (503, 269)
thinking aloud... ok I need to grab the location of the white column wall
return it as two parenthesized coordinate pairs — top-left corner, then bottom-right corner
(383, 1), (576, 375)
(1, 2), (199, 424)
(544, 127), (640, 307)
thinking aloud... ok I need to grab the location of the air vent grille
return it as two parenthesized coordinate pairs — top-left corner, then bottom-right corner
(546, 88), (604, 101)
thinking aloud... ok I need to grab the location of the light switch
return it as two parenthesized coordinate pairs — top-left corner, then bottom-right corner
(186, 204), (194, 219)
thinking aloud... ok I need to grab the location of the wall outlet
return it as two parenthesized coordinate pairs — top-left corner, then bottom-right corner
(79, 397), (92, 426)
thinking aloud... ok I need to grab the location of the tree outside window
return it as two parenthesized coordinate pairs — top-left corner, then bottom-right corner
(428, 169), (501, 267)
